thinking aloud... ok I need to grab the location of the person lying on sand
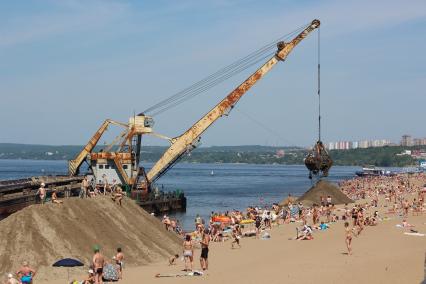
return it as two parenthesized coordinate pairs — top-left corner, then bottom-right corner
(402, 219), (414, 228)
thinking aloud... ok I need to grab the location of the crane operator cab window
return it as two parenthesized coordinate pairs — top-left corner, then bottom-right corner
(144, 117), (154, 128)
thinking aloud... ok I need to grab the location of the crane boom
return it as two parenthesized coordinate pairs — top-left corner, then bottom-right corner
(68, 119), (128, 175)
(146, 20), (320, 183)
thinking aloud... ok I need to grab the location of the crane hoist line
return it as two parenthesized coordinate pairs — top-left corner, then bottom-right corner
(141, 22), (311, 116)
(68, 19), (321, 194)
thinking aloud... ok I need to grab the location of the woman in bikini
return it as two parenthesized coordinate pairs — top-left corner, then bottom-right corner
(182, 235), (194, 271)
(344, 222), (353, 255)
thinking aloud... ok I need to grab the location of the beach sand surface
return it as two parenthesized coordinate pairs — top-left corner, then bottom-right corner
(44, 212), (426, 284)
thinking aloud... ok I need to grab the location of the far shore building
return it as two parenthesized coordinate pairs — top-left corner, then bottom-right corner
(401, 135), (413, 147)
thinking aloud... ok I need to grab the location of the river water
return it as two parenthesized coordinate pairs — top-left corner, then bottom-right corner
(0, 159), (359, 230)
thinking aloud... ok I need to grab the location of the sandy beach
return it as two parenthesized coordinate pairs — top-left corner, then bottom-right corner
(2, 173), (425, 284)
(40, 199), (425, 284)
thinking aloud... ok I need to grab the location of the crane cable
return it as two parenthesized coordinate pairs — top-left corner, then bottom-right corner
(141, 23), (310, 116)
(317, 26), (321, 142)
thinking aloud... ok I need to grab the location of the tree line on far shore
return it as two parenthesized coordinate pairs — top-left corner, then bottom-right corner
(0, 143), (422, 167)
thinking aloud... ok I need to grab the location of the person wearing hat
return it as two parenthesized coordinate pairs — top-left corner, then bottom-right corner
(82, 269), (95, 284)
(6, 273), (19, 284)
(36, 183), (46, 204)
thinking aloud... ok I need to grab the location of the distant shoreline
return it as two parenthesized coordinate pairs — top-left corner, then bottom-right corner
(0, 143), (423, 167)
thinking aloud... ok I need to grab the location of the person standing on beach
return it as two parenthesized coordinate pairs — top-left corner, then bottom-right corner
(80, 176), (89, 198)
(402, 199), (410, 217)
(36, 183), (46, 204)
(344, 222), (353, 255)
(312, 205), (319, 225)
(200, 228), (210, 271)
(115, 247), (124, 279)
(255, 214), (262, 238)
(92, 246), (105, 284)
(183, 235), (194, 271)
(231, 227), (241, 249)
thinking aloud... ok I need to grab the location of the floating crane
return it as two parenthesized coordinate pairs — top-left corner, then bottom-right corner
(68, 19), (321, 191)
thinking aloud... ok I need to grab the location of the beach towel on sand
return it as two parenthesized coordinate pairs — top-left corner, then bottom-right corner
(404, 232), (425, 237)
(155, 271), (204, 278)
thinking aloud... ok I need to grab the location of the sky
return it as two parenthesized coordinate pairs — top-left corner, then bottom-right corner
(0, 0), (425, 147)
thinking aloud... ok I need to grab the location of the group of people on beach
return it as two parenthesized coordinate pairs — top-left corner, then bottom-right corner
(162, 172), (425, 273)
(3, 247), (124, 284)
(5, 172), (425, 282)
(77, 246), (124, 284)
(3, 262), (36, 284)
(36, 175), (124, 206)
(79, 176), (124, 206)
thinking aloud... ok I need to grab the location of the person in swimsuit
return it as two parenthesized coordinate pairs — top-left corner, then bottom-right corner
(312, 205), (319, 225)
(83, 269), (95, 284)
(231, 228), (241, 249)
(344, 222), (353, 255)
(52, 189), (63, 204)
(112, 186), (123, 206)
(169, 254), (179, 265)
(115, 247), (124, 279)
(200, 228), (210, 271)
(403, 199), (410, 217)
(16, 261), (36, 284)
(255, 215), (262, 239)
(183, 235), (194, 271)
(92, 246), (105, 284)
(37, 183), (46, 204)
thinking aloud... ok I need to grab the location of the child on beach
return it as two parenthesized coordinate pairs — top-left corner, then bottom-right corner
(344, 222), (353, 255)
(169, 254), (179, 265)
(51, 189), (63, 204)
(231, 228), (241, 249)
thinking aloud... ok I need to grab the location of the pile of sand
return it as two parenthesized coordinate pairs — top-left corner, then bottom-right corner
(297, 180), (353, 207)
(0, 196), (181, 278)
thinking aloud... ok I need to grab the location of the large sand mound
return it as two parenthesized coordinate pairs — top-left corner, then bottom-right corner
(297, 180), (353, 207)
(0, 196), (181, 277)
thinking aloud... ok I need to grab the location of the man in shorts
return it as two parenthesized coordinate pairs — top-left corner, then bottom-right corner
(115, 247), (124, 279)
(200, 228), (210, 271)
(92, 246), (105, 284)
